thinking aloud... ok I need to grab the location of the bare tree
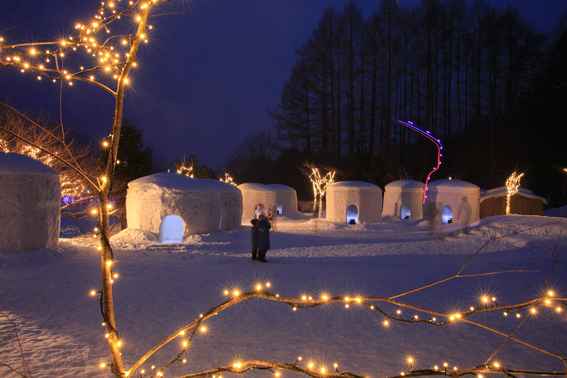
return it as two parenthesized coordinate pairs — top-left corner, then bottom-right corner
(301, 162), (337, 218)
(225, 132), (278, 183)
(0, 1), (174, 375)
(0, 102), (101, 233)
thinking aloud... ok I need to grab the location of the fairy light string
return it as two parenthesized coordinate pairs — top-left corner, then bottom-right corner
(307, 167), (336, 216)
(505, 172), (524, 215)
(2, 0), (176, 375)
(219, 173), (237, 186)
(120, 218), (566, 378)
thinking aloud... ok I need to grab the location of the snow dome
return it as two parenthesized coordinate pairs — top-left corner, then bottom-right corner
(0, 153), (61, 250)
(424, 179), (480, 224)
(237, 183), (277, 221)
(266, 184), (298, 214)
(126, 173), (242, 240)
(383, 180), (425, 220)
(326, 181), (382, 224)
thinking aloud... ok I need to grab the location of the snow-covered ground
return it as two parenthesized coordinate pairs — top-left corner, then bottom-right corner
(1, 213), (566, 378)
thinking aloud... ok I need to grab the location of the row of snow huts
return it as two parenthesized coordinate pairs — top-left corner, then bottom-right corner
(0, 152), (548, 250)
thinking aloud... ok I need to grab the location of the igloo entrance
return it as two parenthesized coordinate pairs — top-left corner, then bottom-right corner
(159, 215), (184, 243)
(276, 200), (282, 214)
(442, 205), (453, 224)
(400, 203), (411, 220)
(346, 204), (358, 224)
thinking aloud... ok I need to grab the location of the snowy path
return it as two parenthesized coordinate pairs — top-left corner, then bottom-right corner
(1, 215), (566, 377)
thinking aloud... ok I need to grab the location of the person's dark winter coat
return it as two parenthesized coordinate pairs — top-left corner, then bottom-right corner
(257, 214), (271, 262)
(258, 217), (271, 250)
(250, 218), (259, 260)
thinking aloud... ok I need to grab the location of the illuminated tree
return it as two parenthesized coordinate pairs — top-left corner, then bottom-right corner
(219, 172), (237, 186)
(301, 162), (336, 218)
(0, 0), (172, 375)
(0, 102), (97, 199)
(0, 102), (102, 234)
(505, 172), (524, 215)
(99, 118), (154, 229)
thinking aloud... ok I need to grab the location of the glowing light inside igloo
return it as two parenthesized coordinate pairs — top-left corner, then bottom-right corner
(442, 205), (453, 224)
(346, 204), (358, 224)
(159, 215), (184, 243)
(400, 203), (411, 220)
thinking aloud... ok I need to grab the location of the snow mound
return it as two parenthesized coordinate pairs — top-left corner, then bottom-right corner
(111, 228), (158, 243)
(543, 206), (567, 217)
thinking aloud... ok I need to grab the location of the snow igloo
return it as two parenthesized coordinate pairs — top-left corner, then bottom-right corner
(237, 183), (277, 221)
(423, 179), (480, 224)
(383, 180), (425, 220)
(0, 153), (61, 250)
(326, 181), (382, 224)
(126, 173), (242, 242)
(266, 184), (297, 214)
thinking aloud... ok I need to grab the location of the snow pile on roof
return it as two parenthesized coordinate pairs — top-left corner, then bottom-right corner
(480, 187), (547, 204)
(266, 184), (298, 213)
(427, 179), (480, 191)
(326, 181), (382, 223)
(0, 153), (61, 250)
(126, 173), (242, 239)
(384, 179), (425, 191)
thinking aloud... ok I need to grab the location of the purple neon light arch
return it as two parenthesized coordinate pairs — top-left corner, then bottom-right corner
(395, 120), (443, 203)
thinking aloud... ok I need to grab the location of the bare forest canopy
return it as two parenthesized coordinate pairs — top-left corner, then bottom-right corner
(265, 0), (567, 206)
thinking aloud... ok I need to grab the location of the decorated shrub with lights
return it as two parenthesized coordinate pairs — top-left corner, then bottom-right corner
(266, 184), (298, 214)
(326, 181), (382, 224)
(0, 152), (60, 250)
(424, 179), (480, 224)
(383, 180), (425, 220)
(126, 173), (242, 239)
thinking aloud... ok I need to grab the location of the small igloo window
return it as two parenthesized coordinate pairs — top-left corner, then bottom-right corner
(277, 200), (282, 214)
(346, 204), (358, 224)
(441, 205), (453, 224)
(400, 203), (411, 220)
(255, 204), (265, 218)
(159, 215), (184, 243)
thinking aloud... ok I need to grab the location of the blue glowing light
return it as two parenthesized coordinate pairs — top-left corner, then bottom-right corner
(395, 120), (444, 203)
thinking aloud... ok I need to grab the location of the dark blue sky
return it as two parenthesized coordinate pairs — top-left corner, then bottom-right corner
(1, 0), (566, 171)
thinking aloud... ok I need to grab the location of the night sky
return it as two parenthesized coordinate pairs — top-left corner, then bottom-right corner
(1, 0), (566, 171)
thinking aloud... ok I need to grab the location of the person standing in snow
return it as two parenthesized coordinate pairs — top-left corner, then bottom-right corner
(251, 218), (259, 260)
(257, 214), (271, 263)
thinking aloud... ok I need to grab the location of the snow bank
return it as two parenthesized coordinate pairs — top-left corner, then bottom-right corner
(0, 153), (60, 250)
(383, 180), (425, 219)
(126, 173), (242, 239)
(326, 181), (382, 224)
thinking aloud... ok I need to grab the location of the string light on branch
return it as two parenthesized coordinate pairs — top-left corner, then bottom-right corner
(219, 173), (237, 186)
(505, 172), (524, 215)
